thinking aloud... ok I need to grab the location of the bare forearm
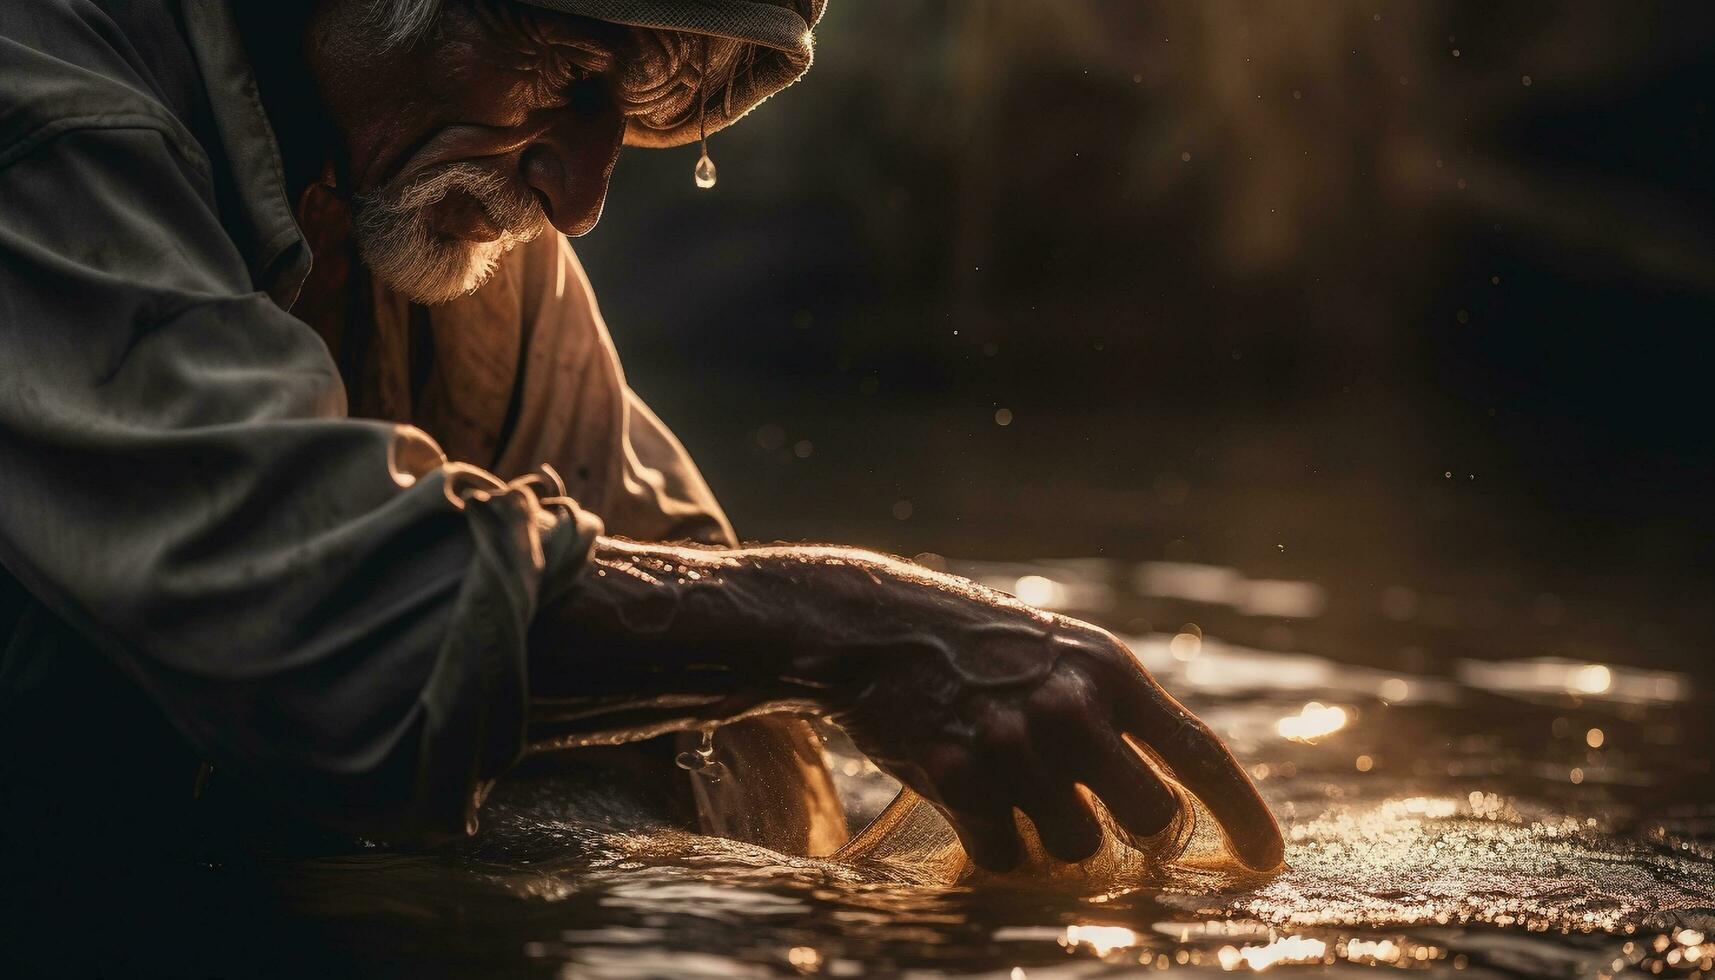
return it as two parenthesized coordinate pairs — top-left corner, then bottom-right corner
(523, 535), (1283, 871)
(525, 537), (921, 747)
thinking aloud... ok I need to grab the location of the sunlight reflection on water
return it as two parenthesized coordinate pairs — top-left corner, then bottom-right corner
(1459, 657), (1691, 704)
(1274, 701), (1350, 742)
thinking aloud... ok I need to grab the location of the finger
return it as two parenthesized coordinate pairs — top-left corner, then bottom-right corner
(1017, 781), (1103, 864)
(1120, 683), (1284, 870)
(941, 804), (1023, 872)
(1080, 734), (1181, 844)
(911, 745), (1026, 873)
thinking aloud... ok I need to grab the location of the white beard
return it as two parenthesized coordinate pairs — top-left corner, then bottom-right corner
(351, 163), (546, 306)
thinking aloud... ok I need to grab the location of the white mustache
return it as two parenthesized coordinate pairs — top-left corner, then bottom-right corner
(350, 163), (547, 306)
(372, 163), (544, 238)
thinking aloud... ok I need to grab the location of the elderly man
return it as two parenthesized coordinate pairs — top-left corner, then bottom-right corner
(0, 0), (1281, 880)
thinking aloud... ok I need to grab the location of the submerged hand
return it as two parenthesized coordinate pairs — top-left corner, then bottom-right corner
(815, 582), (1283, 873)
(530, 540), (1282, 873)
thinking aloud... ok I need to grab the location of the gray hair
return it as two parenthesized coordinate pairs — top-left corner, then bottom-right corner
(367, 0), (446, 50)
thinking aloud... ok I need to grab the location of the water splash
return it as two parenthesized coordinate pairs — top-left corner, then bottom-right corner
(674, 727), (726, 782)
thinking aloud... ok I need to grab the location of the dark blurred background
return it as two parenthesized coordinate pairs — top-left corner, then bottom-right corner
(574, 2), (1715, 667)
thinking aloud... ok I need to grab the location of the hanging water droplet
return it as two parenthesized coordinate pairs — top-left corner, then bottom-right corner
(694, 152), (717, 189)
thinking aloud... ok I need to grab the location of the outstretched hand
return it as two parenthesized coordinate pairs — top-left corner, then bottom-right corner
(531, 540), (1283, 872)
(819, 581), (1282, 873)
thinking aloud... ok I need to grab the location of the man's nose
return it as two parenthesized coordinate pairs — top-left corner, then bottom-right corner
(520, 100), (625, 238)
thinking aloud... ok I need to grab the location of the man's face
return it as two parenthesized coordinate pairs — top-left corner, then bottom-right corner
(306, 0), (632, 304)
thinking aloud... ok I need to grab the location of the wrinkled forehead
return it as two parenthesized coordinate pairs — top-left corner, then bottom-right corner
(514, 0), (825, 148)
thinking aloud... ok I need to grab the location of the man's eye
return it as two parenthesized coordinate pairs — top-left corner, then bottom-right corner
(549, 50), (606, 85)
(526, 68), (580, 105)
(564, 75), (610, 116)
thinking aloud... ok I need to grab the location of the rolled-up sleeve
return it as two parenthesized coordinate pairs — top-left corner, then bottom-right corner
(0, 124), (598, 842)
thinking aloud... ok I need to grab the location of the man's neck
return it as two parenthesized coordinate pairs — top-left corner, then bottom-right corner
(232, 2), (340, 206)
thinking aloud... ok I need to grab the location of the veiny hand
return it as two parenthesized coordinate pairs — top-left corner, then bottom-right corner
(817, 574), (1283, 873)
(530, 540), (1282, 872)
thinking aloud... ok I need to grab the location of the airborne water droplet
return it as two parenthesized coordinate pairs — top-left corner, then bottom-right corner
(694, 152), (717, 189)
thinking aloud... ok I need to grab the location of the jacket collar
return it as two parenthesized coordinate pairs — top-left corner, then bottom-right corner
(181, 2), (312, 309)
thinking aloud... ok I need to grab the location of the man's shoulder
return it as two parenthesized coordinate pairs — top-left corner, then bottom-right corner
(0, 0), (190, 71)
(0, 0), (205, 170)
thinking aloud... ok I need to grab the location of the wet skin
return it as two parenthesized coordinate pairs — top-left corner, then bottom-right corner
(530, 542), (1285, 873)
(270, 0), (1283, 872)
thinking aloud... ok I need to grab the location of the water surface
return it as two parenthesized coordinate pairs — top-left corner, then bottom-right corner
(276, 558), (1715, 978)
